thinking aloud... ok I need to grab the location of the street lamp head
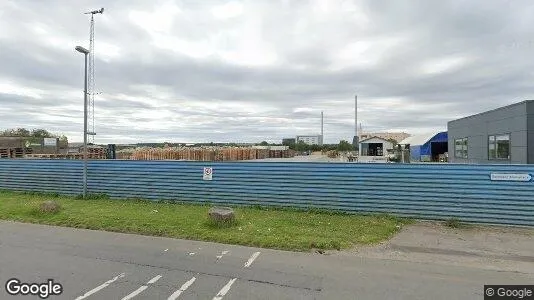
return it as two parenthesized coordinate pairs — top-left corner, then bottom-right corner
(75, 46), (90, 55)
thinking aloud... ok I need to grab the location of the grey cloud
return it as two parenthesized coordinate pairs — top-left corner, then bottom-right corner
(2, 0), (534, 143)
(0, 94), (63, 108)
(97, 98), (155, 110)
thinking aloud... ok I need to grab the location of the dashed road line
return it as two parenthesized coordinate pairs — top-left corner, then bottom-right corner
(210, 250), (260, 298)
(244, 252), (261, 268)
(167, 276), (196, 300)
(121, 274), (162, 300)
(74, 273), (125, 300)
(147, 275), (163, 284)
(216, 250), (229, 260)
(77, 250), (262, 300)
(212, 278), (237, 300)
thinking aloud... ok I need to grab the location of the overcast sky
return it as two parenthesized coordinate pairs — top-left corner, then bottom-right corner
(1, 0), (533, 144)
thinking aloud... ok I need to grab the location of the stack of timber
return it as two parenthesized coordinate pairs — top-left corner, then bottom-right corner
(0, 148), (8, 158)
(0, 147), (33, 158)
(87, 147), (106, 157)
(126, 147), (297, 161)
(12, 148), (25, 158)
(25, 151), (106, 159)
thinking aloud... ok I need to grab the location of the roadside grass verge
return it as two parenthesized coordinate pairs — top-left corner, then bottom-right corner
(0, 190), (411, 251)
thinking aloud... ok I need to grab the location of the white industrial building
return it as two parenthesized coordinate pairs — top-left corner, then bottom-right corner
(296, 135), (323, 146)
(252, 145), (289, 150)
(358, 136), (394, 163)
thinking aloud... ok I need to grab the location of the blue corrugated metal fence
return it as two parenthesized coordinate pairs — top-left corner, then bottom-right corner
(0, 159), (533, 226)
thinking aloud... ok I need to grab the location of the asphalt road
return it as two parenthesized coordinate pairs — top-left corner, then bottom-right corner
(0, 221), (532, 300)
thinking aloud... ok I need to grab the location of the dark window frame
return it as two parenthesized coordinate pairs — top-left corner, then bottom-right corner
(454, 137), (468, 159)
(488, 133), (511, 160)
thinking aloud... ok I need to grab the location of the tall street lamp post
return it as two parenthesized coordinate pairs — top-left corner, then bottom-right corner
(75, 45), (90, 198)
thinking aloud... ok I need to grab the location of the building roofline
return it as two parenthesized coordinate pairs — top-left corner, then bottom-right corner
(399, 131), (447, 145)
(449, 100), (534, 123)
(359, 136), (391, 143)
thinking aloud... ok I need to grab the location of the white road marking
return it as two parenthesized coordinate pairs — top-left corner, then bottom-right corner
(212, 278), (237, 300)
(121, 275), (162, 300)
(216, 250), (230, 260)
(121, 285), (148, 300)
(147, 275), (163, 284)
(74, 273), (125, 300)
(167, 277), (196, 300)
(244, 252), (261, 268)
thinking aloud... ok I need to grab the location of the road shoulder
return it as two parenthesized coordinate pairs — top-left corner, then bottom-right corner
(337, 222), (534, 274)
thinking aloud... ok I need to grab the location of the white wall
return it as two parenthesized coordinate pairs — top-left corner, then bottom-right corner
(359, 138), (394, 157)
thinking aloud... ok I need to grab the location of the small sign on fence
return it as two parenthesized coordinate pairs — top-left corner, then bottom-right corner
(203, 167), (213, 181)
(490, 173), (532, 182)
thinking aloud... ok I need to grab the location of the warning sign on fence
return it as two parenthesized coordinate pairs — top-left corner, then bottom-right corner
(203, 167), (213, 181)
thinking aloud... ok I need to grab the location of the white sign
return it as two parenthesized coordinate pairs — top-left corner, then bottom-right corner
(357, 156), (389, 163)
(203, 167), (213, 181)
(490, 173), (532, 182)
(43, 138), (57, 147)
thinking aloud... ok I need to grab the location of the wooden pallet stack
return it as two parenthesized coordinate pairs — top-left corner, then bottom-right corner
(12, 148), (24, 158)
(24, 152), (106, 159)
(255, 149), (268, 159)
(0, 147), (33, 158)
(87, 148), (106, 159)
(269, 150), (282, 158)
(247, 149), (257, 160)
(126, 147), (297, 161)
(117, 152), (132, 159)
(0, 148), (8, 158)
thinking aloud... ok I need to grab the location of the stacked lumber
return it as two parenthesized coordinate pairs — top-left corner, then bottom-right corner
(126, 147), (297, 161)
(87, 147), (105, 156)
(0, 147), (34, 158)
(12, 148), (24, 158)
(0, 148), (9, 158)
(9, 146), (297, 161)
(24, 153), (106, 159)
(256, 149), (269, 159)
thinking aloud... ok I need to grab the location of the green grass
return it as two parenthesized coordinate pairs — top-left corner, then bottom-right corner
(0, 190), (411, 251)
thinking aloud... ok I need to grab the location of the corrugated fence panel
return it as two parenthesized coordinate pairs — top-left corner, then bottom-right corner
(0, 160), (82, 195)
(0, 159), (533, 226)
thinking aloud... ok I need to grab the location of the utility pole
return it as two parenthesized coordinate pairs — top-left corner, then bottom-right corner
(75, 46), (90, 198)
(353, 95), (358, 151)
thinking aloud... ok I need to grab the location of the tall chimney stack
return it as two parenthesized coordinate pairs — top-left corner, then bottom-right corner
(321, 111), (324, 136)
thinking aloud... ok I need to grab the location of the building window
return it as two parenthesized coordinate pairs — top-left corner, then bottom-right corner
(488, 134), (510, 160)
(454, 138), (468, 159)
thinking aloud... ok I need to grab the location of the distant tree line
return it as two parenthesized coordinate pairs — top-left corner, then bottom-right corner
(280, 139), (355, 152)
(0, 128), (68, 142)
